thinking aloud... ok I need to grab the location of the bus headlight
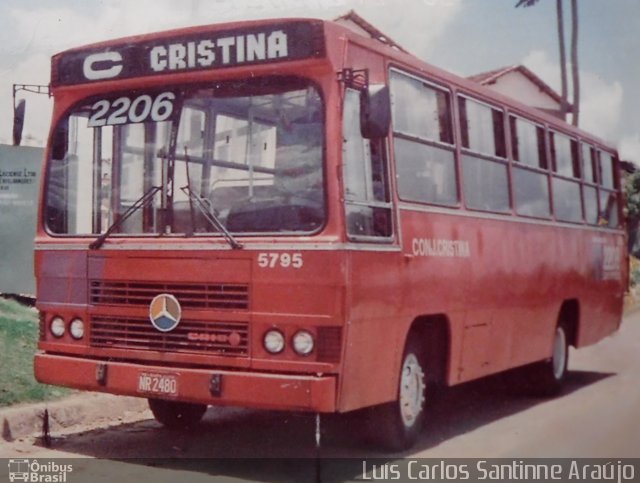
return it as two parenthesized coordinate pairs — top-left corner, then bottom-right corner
(292, 330), (314, 356)
(263, 329), (285, 354)
(69, 318), (85, 339)
(50, 317), (65, 337)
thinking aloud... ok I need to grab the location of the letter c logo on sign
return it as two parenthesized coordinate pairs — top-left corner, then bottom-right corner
(83, 52), (124, 80)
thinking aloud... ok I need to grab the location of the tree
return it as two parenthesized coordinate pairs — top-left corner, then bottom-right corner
(515, 0), (579, 125)
(569, 0), (579, 126)
(555, 0), (569, 118)
(624, 169), (640, 254)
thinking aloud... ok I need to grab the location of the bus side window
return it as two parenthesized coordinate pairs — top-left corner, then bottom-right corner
(597, 151), (618, 227)
(550, 131), (580, 178)
(459, 96), (510, 213)
(598, 150), (615, 189)
(510, 115), (551, 218)
(342, 88), (392, 239)
(389, 70), (457, 206)
(549, 131), (582, 223)
(581, 142), (599, 225)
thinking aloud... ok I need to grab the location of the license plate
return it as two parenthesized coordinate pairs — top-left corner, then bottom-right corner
(138, 372), (178, 396)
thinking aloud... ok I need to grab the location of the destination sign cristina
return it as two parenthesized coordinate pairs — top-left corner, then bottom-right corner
(52, 21), (324, 86)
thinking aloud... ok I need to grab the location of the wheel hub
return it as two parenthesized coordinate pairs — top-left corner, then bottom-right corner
(399, 353), (426, 428)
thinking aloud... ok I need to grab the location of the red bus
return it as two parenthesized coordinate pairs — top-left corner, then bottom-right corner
(32, 16), (626, 450)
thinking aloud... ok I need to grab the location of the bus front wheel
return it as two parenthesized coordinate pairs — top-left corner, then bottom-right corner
(148, 398), (207, 429)
(370, 338), (427, 451)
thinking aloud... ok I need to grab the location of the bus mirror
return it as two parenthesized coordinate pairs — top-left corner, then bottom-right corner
(13, 99), (25, 146)
(360, 84), (391, 139)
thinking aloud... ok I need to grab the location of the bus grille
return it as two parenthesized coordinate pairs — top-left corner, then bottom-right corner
(90, 281), (249, 310)
(90, 316), (249, 356)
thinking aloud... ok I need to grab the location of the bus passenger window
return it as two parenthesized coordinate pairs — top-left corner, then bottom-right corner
(598, 151), (615, 189)
(584, 186), (599, 224)
(581, 143), (599, 225)
(512, 168), (550, 218)
(390, 72), (453, 144)
(459, 96), (509, 212)
(598, 151), (618, 227)
(390, 70), (457, 206)
(598, 191), (618, 227)
(550, 131), (580, 178)
(549, 132), (582, 222)
(581, 143), (598, 183)
(510, 116), (547, 169)
(510, 115), (551, 218)
(552, 177), (583, 223)
(459, 97), (506, 158)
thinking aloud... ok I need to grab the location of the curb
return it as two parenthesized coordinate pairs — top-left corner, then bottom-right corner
(0, 393), (148, 441)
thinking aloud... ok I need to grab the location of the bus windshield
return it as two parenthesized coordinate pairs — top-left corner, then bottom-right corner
(45, 76), (325, 237)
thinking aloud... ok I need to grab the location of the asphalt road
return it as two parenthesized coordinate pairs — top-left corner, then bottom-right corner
(2, 309), (639, 481)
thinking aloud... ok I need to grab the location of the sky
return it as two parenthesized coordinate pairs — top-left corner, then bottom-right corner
(1, 0), (639, 161)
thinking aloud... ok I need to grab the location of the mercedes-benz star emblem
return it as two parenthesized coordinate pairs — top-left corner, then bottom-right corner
(149, 294), (182, 332)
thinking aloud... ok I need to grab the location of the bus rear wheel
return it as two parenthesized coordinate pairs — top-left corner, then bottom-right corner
(525, 323), (569, 396)
(148, 398), (207, 429)
(370, 339), (427, 451)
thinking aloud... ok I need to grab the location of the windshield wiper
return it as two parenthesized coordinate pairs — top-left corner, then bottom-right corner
(89, 186), (162, 250)
(179, 185), (243, 250)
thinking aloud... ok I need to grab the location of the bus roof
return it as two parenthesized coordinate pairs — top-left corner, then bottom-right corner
(324, 18), (614, 150)
(51, 15), (615, 151)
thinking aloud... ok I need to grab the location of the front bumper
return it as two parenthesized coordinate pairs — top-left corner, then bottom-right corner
(34, 353), (337, 412)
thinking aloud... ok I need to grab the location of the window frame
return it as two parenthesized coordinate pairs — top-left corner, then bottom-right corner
(597, 149), (616, 190)
(457, 93), (511, 214)
(509, 114), (548, 170)
(342, 87), (395, 243)
(596, 148), (620, 227)
(389, 68), (456, 149)
(580, 141), (599, 185)
(549, 129), (581, 179)
(458, 93), (508, 161)
(389, 67), (460, 208)
(579, 141), (600, 226)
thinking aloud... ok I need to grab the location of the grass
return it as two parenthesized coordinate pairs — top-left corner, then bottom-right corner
(0, 297), (70, 406)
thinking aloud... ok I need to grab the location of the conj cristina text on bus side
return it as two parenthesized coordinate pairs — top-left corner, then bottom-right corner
(412, 238), (471, 258)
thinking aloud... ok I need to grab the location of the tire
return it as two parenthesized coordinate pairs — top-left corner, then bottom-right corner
(148, 398), (207, 429)
(524, 323), (569, 397)
(369, 338), (428, 451)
